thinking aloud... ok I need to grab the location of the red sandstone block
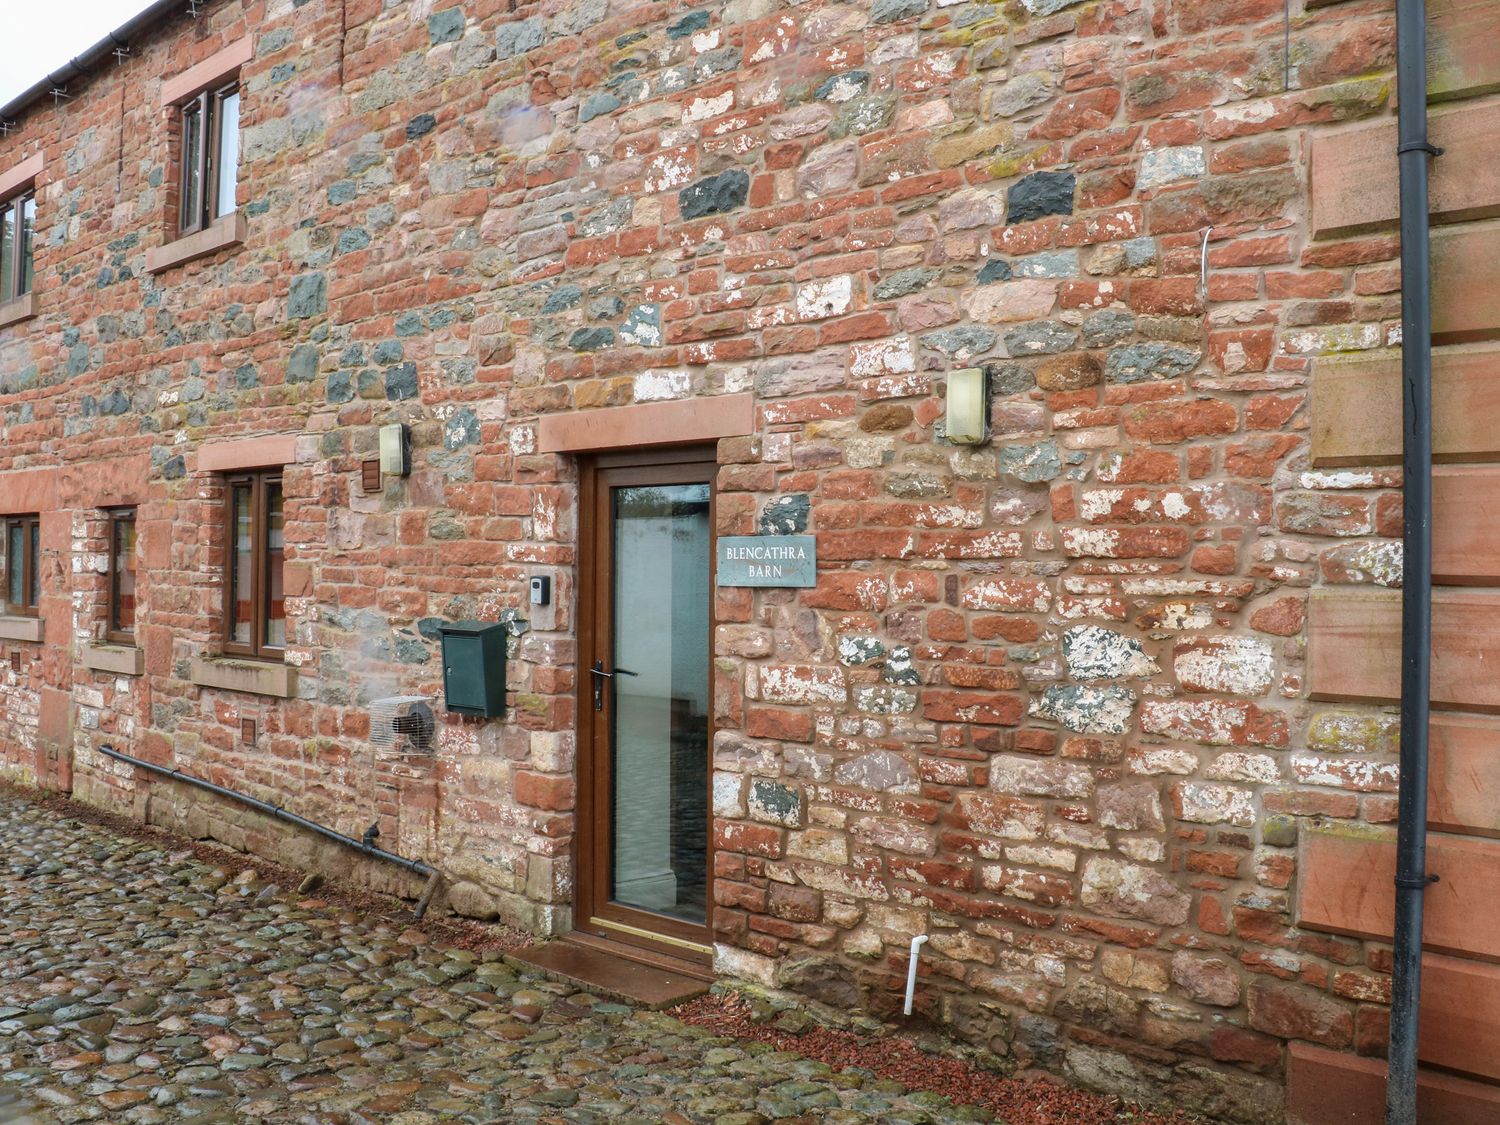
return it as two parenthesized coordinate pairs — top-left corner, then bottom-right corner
(1121, 399), (1237, 443)
(1418, 224), (1500, 343)
(800, 574), (888, 612)
(1244, 393), (1303, 430)
(1312, 93), (1500, 239)
(745, 707), (814, 743)
(1126, 277), (1202, 316)
(971, 617), (1042, 643)
(1250, 596), (1306, 636)
(1274, 493), (1371, 537)
(1265, 271), (1345, 299)
(1191, 544), (1237, 575)
(513, 771), (574, 812)
(1311, 345), (1500, 466)
(1225, 434), (1302, 479)
(1308, 589), (1500, 710)
(1140, 699), (1289, 748)
(1060, 526), (1192, 558)
(1166, 0), (1281, 34)
(926, 609), (967, 642)
(714, 821), (784, 859)
(1012, 728), (1057, 755)
(1286, 1042), (1500, 1125)
(715, 880), (767, 913)
(1208, 327), (1275, 374)
(1032, 87), (1121, 140)
(921, 690), (1024, 726)
(1207, 273), (1260, 304)
(1264, 790), (1361, 819)
(944, 664), (1022, 691)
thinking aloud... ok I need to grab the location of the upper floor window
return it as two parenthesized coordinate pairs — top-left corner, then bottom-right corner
(180, 83), (240, 236)
(0, 190), (35, 304)
(224, 471), (284, 660)
(2, 514), (41, 617)
(107, 508), (138, 644)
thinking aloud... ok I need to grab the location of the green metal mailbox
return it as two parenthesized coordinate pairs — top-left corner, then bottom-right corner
(438, 620), (507, 718)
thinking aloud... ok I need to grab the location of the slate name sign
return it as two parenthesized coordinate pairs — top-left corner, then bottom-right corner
(716, 535), (817, 588)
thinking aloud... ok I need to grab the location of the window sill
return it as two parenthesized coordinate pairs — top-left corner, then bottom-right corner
(0, 615), (44, 643)
(190, 655), (297, 699)
(0, 292), (35, 330)
(146, 212), (246, 274)
(81, 643), (144, 677)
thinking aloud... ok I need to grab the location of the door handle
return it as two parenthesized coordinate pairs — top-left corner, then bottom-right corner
(591, 662), (638, 710)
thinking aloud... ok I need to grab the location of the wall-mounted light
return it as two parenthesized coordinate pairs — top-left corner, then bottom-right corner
(379, 423), (410, 478)
(945, 367), (990, 446)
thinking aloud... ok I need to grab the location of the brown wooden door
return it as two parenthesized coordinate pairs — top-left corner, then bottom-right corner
(575, 448), (717, 960)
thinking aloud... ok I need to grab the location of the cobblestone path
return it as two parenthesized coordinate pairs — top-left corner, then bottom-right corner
(0, 792), (995, 1124)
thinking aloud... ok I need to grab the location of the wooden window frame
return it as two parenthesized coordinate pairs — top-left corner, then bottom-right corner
(106, 508), (137, 645)
(222, 471), (285, 661)
(178, 82), (239, 238)
(0, 189), (35, 303)
(2, 514), (41, 618)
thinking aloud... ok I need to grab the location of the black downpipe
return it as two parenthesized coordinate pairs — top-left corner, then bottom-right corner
(1388, 1), (1439, 1121)
(96, 743), (442, 918)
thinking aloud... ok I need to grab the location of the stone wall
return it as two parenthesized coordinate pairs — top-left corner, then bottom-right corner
(0, 0), (1469, 1119)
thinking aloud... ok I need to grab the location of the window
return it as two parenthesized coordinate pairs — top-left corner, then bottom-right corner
(223, 472), (285, 659)
(2, 515), (40, 617)
(179, 83), (240, 236)
(107, 509), (137, 644)
(0, 190), (35, 304)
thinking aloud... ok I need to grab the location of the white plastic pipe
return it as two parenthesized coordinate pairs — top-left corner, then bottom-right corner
(903, 934), (928, 1016)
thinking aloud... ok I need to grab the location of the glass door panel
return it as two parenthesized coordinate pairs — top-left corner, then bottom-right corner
(609, 482), (711, 926)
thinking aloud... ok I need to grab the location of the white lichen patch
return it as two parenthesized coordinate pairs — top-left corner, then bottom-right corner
(1127, 747), (1199, 775)
(1175, 636), (1275, 696)
(1205, 752), (1282, 784)
(632, 369), (689, 402)
(1137, 145), (1206, 190)
(852, 685), (917, 715)
(683, 90), (734, 124)
(837, 635), (886, 666)
(1161, 491), (1192, 520)
(1175, 782), (1256, 827)
(713, 772), (744, 817)
(757, 665), (847, 705)
(1297, 470), (1377, 490)
(643, 151), (693, 193)
(849, 335), (916, 377)
(819, 73), (866, 103)
(1331, 541), (1403, 587)
(1290, 753), (1399, 792)
(1078, 488), (1125, 522)
(796, 275), (853, 321)
(1029, 684), (1137, 735)
(1152, 602), (1214, 630)
(1063, 625), (1160, 682)
(1060, 528), (1121, 557)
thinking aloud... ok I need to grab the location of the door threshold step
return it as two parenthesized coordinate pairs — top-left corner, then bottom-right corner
(511, 934), (714, 1009)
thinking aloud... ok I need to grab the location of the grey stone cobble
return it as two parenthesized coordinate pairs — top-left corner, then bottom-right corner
(0, 791), (993, 1124)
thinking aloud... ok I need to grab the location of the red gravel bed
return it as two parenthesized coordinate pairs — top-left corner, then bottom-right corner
(671, 992), (1203, 1125)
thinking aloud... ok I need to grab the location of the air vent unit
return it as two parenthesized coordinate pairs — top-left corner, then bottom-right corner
(370, 696), (436, 753)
